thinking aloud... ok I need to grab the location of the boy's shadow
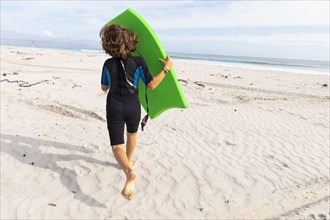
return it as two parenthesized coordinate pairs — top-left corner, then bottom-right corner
(0, 133), (120, 208)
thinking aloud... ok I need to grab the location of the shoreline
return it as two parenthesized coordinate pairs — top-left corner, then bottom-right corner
(2, 44), (329, 77)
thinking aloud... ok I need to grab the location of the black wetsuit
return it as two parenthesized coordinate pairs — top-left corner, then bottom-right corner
(101, 56), (153, 145)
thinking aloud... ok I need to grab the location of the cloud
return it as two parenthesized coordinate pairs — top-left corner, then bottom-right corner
(150, 1), (330, 29)
(37, 30), (53, 38)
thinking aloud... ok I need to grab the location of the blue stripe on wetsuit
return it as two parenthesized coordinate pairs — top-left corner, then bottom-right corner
(101, 66), (111, 87)
(133, 66), (147, 89)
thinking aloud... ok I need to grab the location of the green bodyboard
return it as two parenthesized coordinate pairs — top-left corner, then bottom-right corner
(107, 8), (188, 119)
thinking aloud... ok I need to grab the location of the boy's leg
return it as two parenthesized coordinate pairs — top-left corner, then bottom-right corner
(112, 144), (136, 200)
(112, 144), (131, 175)
(126, 132), (137, 167)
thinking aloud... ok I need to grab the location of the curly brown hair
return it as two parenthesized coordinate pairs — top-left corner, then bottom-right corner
(99, 24), (138, 59)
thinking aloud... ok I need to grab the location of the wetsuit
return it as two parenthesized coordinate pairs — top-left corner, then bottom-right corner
(101, 56), (153, 145)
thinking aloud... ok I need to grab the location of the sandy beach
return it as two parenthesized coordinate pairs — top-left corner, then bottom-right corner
(1, 45), (329, 219)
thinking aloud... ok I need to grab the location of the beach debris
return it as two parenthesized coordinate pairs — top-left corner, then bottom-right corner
(22, 57), (35, 60)
(178, 79), (188, 86)
(194, 81), (205, 87)
(31, 162), (35, 165)
(220, 74), (231, 78)
(72, 191), (76, 194)
(52, 76), (60, 80)
(234, 109), (237, 112)
(322, 83), (328, 88)
(48, 203), (56, 207)
(14, 51), (24, 55)
(2, 72), (19, 76)
(233, 76), (242, 79)
(225, 200), (230, 203)
(0, 79), (25, 84)
(0, 79), (49, 87)
(20, 80), (49, 87)
(198, 208), (203, 212)
(23, 154), (26, 157)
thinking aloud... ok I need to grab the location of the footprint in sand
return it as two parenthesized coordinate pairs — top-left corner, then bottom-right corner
(74, 163), (91, 176)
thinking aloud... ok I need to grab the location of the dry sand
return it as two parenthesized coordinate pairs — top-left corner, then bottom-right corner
(1, 45), (329, 219)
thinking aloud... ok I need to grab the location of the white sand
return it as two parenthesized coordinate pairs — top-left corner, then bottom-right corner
(1, 45), (329, 219)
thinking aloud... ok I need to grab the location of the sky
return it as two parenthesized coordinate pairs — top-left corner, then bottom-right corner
(1, 1), (329, 61)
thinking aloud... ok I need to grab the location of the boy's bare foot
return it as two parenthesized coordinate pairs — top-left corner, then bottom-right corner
(121, 170), (136, 200)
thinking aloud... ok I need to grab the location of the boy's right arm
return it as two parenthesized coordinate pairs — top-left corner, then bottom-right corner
(147, 55), (173, 90)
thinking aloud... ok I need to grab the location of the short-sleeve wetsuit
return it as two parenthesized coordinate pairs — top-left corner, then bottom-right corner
(101, 56), (153, 145)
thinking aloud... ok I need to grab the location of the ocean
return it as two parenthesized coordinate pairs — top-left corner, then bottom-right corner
(170, 52), (330, 76)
